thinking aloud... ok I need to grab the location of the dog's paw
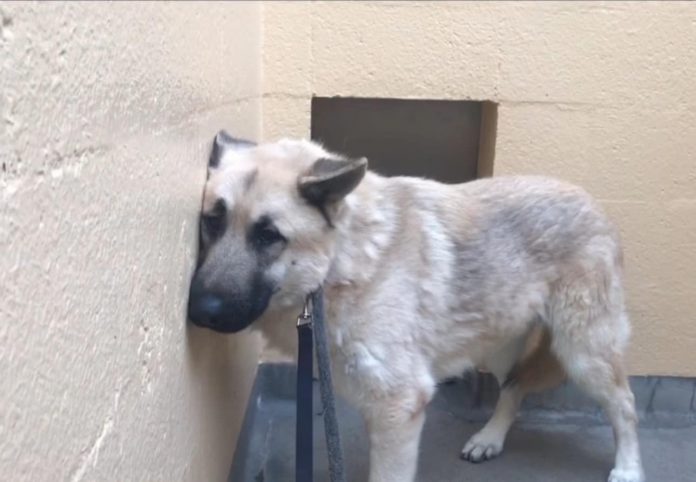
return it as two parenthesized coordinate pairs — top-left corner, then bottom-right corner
(608, 466), (645, 482)
(460, 431), (504, 463)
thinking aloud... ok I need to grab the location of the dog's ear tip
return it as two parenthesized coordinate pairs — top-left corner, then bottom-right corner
(209, 130), (231, 169)
(215, 130), (251, 148)
(209, 130), (258, 169)
(213, 129), (257, 147)
(215, 130), (234, 144)
(299, 155), (368, 206)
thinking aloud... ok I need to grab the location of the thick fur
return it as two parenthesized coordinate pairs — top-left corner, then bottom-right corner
(188, 136), (644, 482)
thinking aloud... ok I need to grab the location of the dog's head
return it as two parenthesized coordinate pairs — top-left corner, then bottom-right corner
(187, 131), (367, 333)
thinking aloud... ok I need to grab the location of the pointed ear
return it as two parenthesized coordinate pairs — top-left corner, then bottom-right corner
(209, 130), (256, 169)
(298, 157), (368, 207)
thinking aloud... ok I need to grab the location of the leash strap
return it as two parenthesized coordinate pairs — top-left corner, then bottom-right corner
(311, 288), (346, 482)
(296, 304), (314, 482)
(295, 289), (346, 482)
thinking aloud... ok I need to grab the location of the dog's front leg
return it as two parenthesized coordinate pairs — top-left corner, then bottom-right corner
(362, 390), (431, 482)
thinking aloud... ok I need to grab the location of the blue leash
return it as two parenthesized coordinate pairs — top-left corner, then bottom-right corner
(295, 288), (346, 482)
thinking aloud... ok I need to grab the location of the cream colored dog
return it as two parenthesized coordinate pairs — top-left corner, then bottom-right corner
(188, 132), (644, 482)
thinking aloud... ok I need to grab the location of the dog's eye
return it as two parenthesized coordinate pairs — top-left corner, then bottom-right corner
(201, 200), (226, 239)
(202, 213), (225, 238)
(256, 226), (284, 246)
(250, 218), (286, 248)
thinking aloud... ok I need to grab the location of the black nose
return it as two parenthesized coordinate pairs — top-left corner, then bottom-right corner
(187, 279), (224, 327)
(190, 294), (223, 322)
(186, 271), (272, 333)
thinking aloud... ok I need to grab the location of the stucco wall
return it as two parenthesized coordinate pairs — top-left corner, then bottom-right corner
(262, 1), (696, 376)
(1, 3), (261, 481)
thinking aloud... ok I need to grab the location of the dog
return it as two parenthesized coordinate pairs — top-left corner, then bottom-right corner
(188, 131), (644, 482)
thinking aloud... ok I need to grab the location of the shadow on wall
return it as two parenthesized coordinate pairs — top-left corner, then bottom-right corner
(184, 317), (260, 479)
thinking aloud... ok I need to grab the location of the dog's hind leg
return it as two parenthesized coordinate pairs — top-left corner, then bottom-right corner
(461, 326), (566, 463)
(460, 381), (524, 463)
(550, 269), (644, 482)
(553, 328), (643, 481)
(460, 334), (527, 463)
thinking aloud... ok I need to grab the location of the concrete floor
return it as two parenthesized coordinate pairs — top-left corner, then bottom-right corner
(230, 365), (696, 482)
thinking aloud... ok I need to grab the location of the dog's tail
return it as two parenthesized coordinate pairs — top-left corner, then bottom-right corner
(502, 325), (566, 393)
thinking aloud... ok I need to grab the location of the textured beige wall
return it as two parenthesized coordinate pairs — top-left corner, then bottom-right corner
(1, 2), (261, 481)
(262, 1), (696, 376)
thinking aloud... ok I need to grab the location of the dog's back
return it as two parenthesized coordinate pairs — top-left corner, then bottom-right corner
(350, 173), (628, 363)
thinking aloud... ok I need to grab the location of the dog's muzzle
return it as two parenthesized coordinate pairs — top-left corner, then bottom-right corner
(187, 274), (272, 333)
